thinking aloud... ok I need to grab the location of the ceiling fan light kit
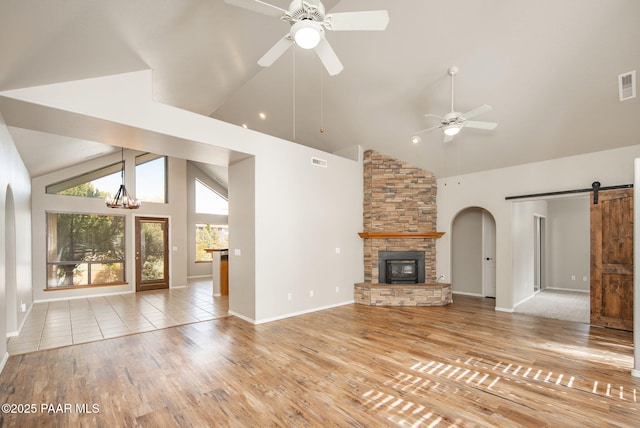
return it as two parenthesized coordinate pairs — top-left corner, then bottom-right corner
(411, 66), (498, 143)
(443, 124), (461, 136)
(224, 0), (389, 76)
(291, 20), (322, 49)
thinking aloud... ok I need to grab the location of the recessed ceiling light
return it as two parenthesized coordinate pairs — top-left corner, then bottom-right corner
(259, 112), (266, 120)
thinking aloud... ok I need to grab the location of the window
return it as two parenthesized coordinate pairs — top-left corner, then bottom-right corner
(195, 224), (229, 261)
(46, 162), (123, 199)
(195, 179), (228, 215)
(46, 212), (125, 288)
(136, 153), (167, 203)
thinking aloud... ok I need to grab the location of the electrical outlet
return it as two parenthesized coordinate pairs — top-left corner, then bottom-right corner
(287, 293), (292, 301)
(20, 303), (26, 313)
(583, 276), (588, 282)
(309, 290), (314, 297)
(571, 275), (576, 281)
(335, 286), (340, 293)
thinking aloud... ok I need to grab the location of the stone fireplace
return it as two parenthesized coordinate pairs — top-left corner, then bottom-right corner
(355, 150), (452, 306)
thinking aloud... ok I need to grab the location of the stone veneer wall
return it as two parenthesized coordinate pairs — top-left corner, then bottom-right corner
(362, 150), (438, 283)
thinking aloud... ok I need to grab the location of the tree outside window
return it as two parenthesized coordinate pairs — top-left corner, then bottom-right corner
(195, 224), (229, 261)
(47, 197), (125, 288)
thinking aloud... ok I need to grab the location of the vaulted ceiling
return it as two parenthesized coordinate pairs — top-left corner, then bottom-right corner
(1, 0), (638, 180)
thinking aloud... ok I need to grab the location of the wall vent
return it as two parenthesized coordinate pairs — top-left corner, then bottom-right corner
(618, 70), (636, 101)
(311, 157), (327, 168)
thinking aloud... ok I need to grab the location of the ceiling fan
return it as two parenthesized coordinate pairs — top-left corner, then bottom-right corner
(411, 66), (497, 143)
(224, 0), (389, 76)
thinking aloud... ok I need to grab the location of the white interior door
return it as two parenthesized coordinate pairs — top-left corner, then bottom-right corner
(482, 211), (497, 298)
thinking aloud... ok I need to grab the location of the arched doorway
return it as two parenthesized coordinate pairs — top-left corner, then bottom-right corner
(5, 186), (17, 336)
(452, 207), (496, 298)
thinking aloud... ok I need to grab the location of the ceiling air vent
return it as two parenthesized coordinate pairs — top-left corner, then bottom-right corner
(618, 70), (636, 101)
(311, 157), (327, 168)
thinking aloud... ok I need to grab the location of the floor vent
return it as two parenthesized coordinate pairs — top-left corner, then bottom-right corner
(311, 157), (328, 168)
(618, 70), (636, 101)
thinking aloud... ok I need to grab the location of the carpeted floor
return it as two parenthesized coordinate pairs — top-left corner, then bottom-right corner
(514, 289), (590, 324)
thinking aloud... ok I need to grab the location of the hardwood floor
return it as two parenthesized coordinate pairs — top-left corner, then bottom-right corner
(0, 295), (638, 427)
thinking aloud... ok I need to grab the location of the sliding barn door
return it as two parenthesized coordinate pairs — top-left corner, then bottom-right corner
(590, 188), (633, 331)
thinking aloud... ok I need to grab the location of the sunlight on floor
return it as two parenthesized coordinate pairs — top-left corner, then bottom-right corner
(361, 354), (639, 427)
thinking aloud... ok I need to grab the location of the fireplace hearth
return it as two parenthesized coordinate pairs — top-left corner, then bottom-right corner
(379, 251), (425, 284)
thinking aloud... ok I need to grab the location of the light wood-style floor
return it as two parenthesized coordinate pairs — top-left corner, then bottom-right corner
(1, 295), (638, 427)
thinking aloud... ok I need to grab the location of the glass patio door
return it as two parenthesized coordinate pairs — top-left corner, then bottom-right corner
(135, 217), (169, 291)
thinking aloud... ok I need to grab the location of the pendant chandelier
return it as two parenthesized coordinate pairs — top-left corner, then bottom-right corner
(105, 148), (141, 209)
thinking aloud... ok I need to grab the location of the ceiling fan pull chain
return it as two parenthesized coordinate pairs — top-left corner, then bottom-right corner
(320, 65), (324, 133)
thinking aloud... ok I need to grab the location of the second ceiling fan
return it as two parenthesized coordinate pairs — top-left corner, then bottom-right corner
(225, 0), (389, 76)
(412, 66), (498, 143)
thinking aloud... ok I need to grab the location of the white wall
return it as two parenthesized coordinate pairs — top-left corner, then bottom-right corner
(252, 146), (363, 322)
(547, 196), (590, 291)
(511, 200), (547, 305)
(1, 71), (364, 323)
(31, 151), (188, 301)
(228, 156), (256, 321)
(438, 144), (640, 311)
(0, 112), (32, 368)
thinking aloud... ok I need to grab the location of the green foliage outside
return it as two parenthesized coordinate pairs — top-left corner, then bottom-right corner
(141, 223), (165, 281)
(50, 182), (125, 286)
(59, 181), (110, 199)
(196, 224), (229, 261)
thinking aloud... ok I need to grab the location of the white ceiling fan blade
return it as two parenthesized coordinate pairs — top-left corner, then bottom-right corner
(464, 120), (498, 130)
(324, 10), (390, 31)
(413, 124), (442, 135)
(224, 0), (287, 17)
(462, 104), (492, 120)
(314, 37), (343, 76)
(258, 35), (294, 67)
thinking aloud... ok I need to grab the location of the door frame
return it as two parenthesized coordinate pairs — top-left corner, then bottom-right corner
(533, 214), (547, 292)
(134, 216), (170, 292)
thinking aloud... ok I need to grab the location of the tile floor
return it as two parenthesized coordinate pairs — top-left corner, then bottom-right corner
(7, 278), (228, 355)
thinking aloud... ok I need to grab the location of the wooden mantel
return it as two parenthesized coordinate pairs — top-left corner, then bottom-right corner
(358, 231), (445, 239)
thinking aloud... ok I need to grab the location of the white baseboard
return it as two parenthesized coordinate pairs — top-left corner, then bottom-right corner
(228, 310), (254, 324)
(632, 369), (640, 378)
(495, 306), (514, 313)
(187, 275), (213, 279)
(513, 293), (536, 308)
(229, 300), (355, 325)
(543, 287), (589, 293)
(452, 291), (483, 297)
(0, 352), (9, 375)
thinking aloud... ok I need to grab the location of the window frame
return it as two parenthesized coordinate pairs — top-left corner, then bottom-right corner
(135, 153), (168, 204)
(45, 162), (123, 197)
(45, 211), (127, 290)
